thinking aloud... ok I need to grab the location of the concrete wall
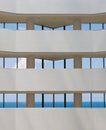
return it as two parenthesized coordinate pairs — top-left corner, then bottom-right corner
(0, 0), (106, 14)
(0, 29), (106, 58)
(0, 108), (106, 130)
(0, 0), (15, 13)
(0, 69), (105, 92)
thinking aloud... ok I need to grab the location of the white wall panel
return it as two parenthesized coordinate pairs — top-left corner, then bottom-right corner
(0, 0), (15, 13)
(16, 30), (106, 52)
(0, 29), (16, 52)
(0, 69), (105, 92)
(0, 29), (106, 58)
(0, 0), (106, 14)
(0, 109), (106, 130)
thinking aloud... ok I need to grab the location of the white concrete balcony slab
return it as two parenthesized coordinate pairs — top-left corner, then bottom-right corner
(0, 69), (105, 93)
(0, 108), (106, 130)
(0, 0), (106, 14)
(0, 0), (106, 27)
(0, 29), (106, 59)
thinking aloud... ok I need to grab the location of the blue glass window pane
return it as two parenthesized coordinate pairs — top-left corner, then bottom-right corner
(82, 58), (90, 68)
(54, 27), (63, 30)
(35, 94), (42, 108)
(5, 94), (16, 108)
(92, 58), (103, 68)
(0, 23), (3, 28)
(44, 27), (52, 30)
(55, 60), (64, 68)
(5, 58), (16, 68)
(55, 94), (64, 108)
(66, 94), (74, 108)
(18, 94), (26, 108)
(92, 93), (104, 108)
(105, 58), (106, 68)
(34, 25), (42, 30)
(82, 93), (91, 108)
(0, 94), (3, 108)
(66, 59), (74, 68)
(81, 24), (89, 30)
(18, 23), (26, 30)
(91, 24), (102, 30)
(44, 94), (53, 108)
(44, 60), (53, 69)
(5, 23), (17, 30)
(0, 58), (3, 68)
(35, 59), (42, 69)
(66, 25), (73, 30)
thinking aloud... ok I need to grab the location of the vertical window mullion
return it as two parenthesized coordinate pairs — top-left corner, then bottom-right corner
(3, 93), (5, 108)
(3, 58), (5, 68)
(103, 58), (105, 68)
(102, 23), (104, 30)
(16, 23), (18, 30)
(3, 23), (5, 29)
(64, 93), (66, 108)
(16, 58), (18, 68)
(64, 59), (66, 69)
(42, 93), (44, 108)
(53, 94), (55, 108)
(42, 25), (44, 30)
(63, 26), (65, 30)
(90, 58), (91, 68)
(90, 93), (92, 108)
(42, 59), (44, 69)
(53, 60), (55, 69)
(89, 23), (91, 30)
(16, 93), (18, 108)
(104, 93), (105, 108)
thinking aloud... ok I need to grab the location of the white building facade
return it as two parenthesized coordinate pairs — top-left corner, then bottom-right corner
(0, 0), (106, 130)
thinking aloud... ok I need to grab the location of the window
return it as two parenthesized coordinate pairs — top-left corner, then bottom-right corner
(35, 59), (42, 69)
(92, 93), (104, 108)
(82, 58), (90, 69)
(55, 94), (64, 108)
(44, 27), (52, 30)
(18, 94), (26, 108)
(0, 58), (3, 68)
(66, 59), (74, 68)
(18, 23), (26, 30)
(55, 60), (64, 68)
(54, 27), (64, 30)
(66, 25), (73, 30)
(81, 24), (89, 30)
(35, 94), (42, 107)
(44, 94), (53, 108)
(44, 60), (53, 69)
(5, 58), (16, 68)
(92, 58), (103, 68)
(5, 94), (16, 108)
(18, 58), (26, 69)
(82, 93), (91, 108)
(66, 94), (74, 107)
(34, 25), (42, 30)
(0, 94), (3, 108)
(0, 23), (4, 28)
(5, 23), (17, 30)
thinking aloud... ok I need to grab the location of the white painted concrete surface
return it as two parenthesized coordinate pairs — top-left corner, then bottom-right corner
(0, 109), (106, 130)
(0, 0), (106, 14)
(0, 69), (105, 92)
(0, 29), (106, 57)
